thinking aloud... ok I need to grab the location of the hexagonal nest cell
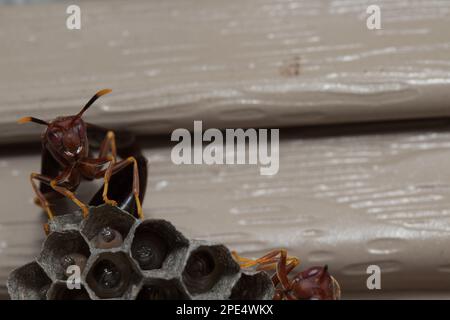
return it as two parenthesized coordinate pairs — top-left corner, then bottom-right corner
(81, 205), (136, 250)
(47, 281), (91, 300)
(131, 220), (189, 272)
(182, 244), (241, 298)
(37, 230), (90, 281)
(229, 272), (274, 300)
(7, 262), (52, 300)
(137, 279), (189, 300)
(7, 204), (274, 300)
(86, 252), (142, 299)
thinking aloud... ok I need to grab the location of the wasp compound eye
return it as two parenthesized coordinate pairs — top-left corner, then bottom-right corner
(94, 227), (123, 249)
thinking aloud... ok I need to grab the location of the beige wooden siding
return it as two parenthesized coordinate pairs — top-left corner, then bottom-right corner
(1, 0), (450, 299)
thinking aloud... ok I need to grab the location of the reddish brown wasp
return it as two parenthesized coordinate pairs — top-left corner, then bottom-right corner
(18, 89), (146, 221)
(233, 249), (341, 300)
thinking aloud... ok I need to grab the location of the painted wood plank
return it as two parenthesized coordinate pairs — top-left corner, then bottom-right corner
(2, 120), (450, 298)
(1, 0), (450, 143)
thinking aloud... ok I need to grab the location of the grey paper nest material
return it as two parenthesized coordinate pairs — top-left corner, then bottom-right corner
(7, 205), (274, 300)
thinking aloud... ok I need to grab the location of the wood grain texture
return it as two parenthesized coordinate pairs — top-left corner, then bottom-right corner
(2, 0), (450, 300)
(3, 120), (450, 298)
(1, 0), (450, 143)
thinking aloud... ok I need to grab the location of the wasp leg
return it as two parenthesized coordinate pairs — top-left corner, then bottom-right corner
(270, 257), (300, 300)
(33, 191), (63, 208)
(276, 249), (292, 291)
(231, 251), (253, 264)
(31, 165), (88, 217)
(231, 250), (290, 270)
(233, 249), (299, 295)
(44, 166), (89, 217)
(101, 156), (118, 207)
(256, 256), (299, 272)
(233, 249), (282, 268)
(96, 156), (143, 219)
(82, 130), (144, 218)
(49, 179), (89, 218)
(43, 223), (50, 236)
(30, 173), (54, 220)
(272, 257), (299, 287)
(79, 156), (115, 207)
(81, 129), (117, 208)
(98, 131), (119, 207)
(78, 157), (112, 176)
(233, 249), (299, 270)
(99, 130), (117, 159)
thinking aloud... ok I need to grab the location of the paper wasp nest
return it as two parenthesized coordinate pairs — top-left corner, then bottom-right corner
(7, 205), (274, 300)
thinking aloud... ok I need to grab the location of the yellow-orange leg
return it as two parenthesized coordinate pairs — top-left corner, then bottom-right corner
(30, 173), (55, 220)
(256, 257), (299, 272)
(50, 180), (89, 217)
(272, 257), (299, 287)
(274, 249), (292, 291)
(31, 169), (89, 218)
(232, 249), (299, 270)
(102, 155), (118, 207)
(232, 250), (280, 268)
(43, 223), (50, 236)
(98, 156), (143, 219)
(99, 131), (119, 207)
(233, 249), (300, 298)
(99, 131), (117, 159)
(231, 251), (253, 264)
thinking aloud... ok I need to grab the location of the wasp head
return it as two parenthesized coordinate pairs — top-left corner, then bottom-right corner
(18, 89), (112, 165)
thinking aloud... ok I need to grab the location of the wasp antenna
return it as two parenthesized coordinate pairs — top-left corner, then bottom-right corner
(17, 117), (49, 125)
(77, 89), (112, 117)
